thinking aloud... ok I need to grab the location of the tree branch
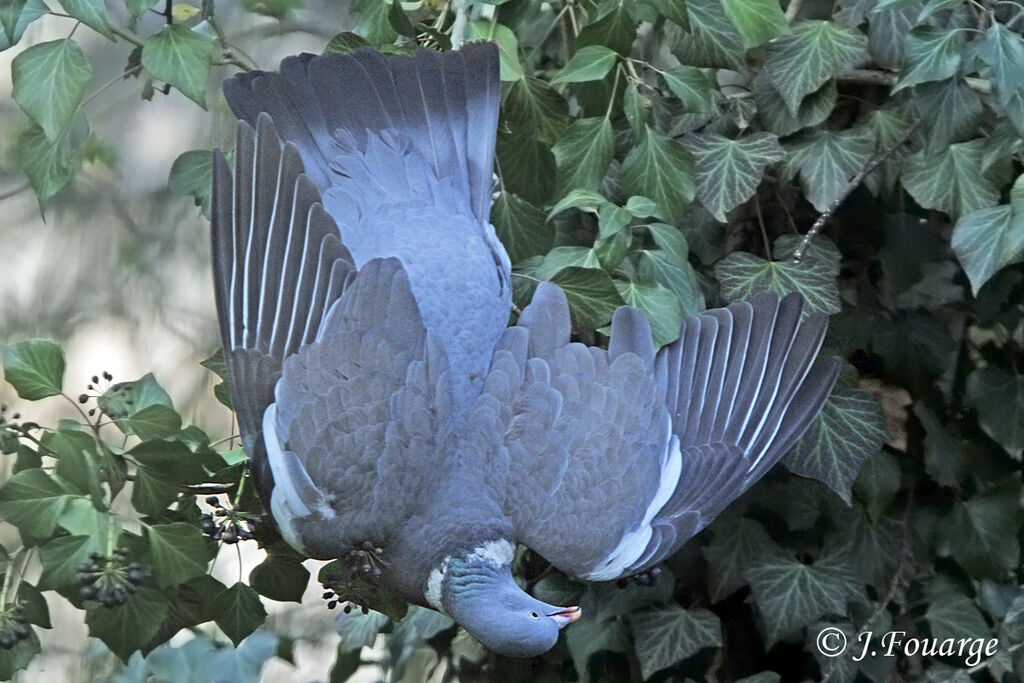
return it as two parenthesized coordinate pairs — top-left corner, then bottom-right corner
(792, 119), (920, 263)
(835, 68), (992, 95)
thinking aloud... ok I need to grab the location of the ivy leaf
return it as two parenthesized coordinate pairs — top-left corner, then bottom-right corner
(125, 0), (159, 19)
(13, 116), (89, 203)
(913, 404), (964, 488)
(336, 609), (388, 650)
(576, 4), (635, 56)
(552, 117), (614, 199)
(615, 280), (685, 346)
(141, 25), (213, 107)
(168, 149), (212, 215)
(866, 4), (915, 69)
(764, 20), (868, 114)
(637, 250), (704, 318)
(0, 628), (39, 681)
(979, 23), (1024, 105)
(620, 126), (695, 224)
(629, 606), (722, 678)
(894, 27), (964, 91)
(85, 587), (170, 662)
(57, 0), (113, 39)
(714, 239), (841, 316)
(0, 468), (74, 537)
(549, 267), (625, 330)
(902, 139), (1000, 217)
(914, 78), (983, 156)
(745, 551), (862, 645)
(951, 176), (1024, 294)
(466, 21), (522, 81)
(660, 65), (714, 113)
(147, 522), (212, 587)
(704, 516), (786, 601)
(926, 595), (991, 641)
(496, 132), (556, 205)
(503, 76), (568, 144)
(99, 373), (181, 440)
(753, 72), (837, 137)
(551, 45), (618, 84)
(946, 487), (1022, 577)
(785, 129), (873, 213)
(671, 0), (745, 70)
(721, 0), (789, 49)
(565, 616), (628, 681)
(249, 555), (310, 603)
(16, 581), (50, 629)
(965, 368), (1024, 456)
(44, 426), (104, 505)
(2, 338), (65, 400)
(37, 535), (98, 591)
(131, 465), (180, 516)
(12, 38), (92, 140)
(784, 388), (888, 503)
(491, 191), (553, 264)
(686, 132), (784, 221)
(0, 0), (47, 51)
(213, 582), (268, 645)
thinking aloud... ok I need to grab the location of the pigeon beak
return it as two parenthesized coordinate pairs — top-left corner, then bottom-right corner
(547, 606), (582, 628)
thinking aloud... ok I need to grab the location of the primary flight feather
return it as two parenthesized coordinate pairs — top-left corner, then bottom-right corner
(210, 42), (840, 658)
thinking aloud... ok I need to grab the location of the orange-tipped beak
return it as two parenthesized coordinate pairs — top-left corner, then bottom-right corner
(548, 606), (582, 628)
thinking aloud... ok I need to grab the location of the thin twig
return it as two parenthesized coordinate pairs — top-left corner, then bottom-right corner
(836, 68), (992, 95)
(754, 196), (771, 260)
(792, 119), (920, 263)
(785, 0), (804, 23)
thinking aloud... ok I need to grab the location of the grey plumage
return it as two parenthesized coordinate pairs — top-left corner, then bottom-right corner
(210, 43), (839, 658)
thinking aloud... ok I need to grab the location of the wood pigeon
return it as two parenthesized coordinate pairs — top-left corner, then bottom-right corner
(210, 42), (840, 658)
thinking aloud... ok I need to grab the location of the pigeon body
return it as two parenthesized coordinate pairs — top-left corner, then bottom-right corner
(210, 43), (840, 657)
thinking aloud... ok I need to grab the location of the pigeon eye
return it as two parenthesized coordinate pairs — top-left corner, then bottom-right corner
(529, 611), (539, 619)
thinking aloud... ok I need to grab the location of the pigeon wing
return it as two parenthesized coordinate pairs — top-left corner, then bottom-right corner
(488, 285), (839, 581)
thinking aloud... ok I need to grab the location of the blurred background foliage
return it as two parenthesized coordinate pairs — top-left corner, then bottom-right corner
(1, 0), (1024, 681)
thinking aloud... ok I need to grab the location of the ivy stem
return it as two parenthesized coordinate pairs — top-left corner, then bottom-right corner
(526, 3), (572, 64)
(108, 23), (146, 48)
(785, 0), (804, 23)
(0, 547), (28, 612)
(792, 119), (920, 263)
(605, 64), (623, 120)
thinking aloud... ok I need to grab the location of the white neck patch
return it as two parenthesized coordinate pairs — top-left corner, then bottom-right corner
(424, 539), (515, 612)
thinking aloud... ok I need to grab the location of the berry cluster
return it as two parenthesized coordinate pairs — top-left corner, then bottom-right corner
(77, 548), (146, 607)
(78, 371), (117, 419)
(616, 565), (662, 589)
(0, 606), (31, 650)
(199, 496), (256, 544)
(321, 587), (370, 614)
(345, 541), (389, 578)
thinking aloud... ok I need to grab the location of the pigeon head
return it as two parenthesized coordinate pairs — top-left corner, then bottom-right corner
(439, 547), (580, 657)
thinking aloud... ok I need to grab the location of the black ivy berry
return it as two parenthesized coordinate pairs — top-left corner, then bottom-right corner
(199, 500), (256, 545)
(76, 548), (146, 608)
(0, 606), (31, 650)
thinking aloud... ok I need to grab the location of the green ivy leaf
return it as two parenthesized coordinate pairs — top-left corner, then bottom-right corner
(129, 440), (212, 485)
(12, 39), (92, 140)
(764, 20), (868, 114)
(686, 132), (784, 222)
(965, 368), (1024, 456)
(0, 0), (47, 51)
(913, 404), (965, 488)
(535, 247), (601, 280)
(2, 339), (65, 400)
(915, 78), (983, 156)
(721, 0), (788, 49)
(565, 616), (629, 681)
(704, 515), (786, 601)
(503, 76), (568, 144)
(636, 249), (704, 318)
(168, 149), (212, 215)
(16, 580), (50, 629)
(903, 139), (1000, 217)
(131, 465), (180, 517)
(57, 0), (113, 39)
(753, 72), (837, 137)
(0, 468), (74, 537)
(660, 65), (714, 113)
(951, 176), (1024, 295)
(213, 582), (268, 645)
(894, 27), (964, 91)
(141, 25), (213, 107)
(745, 551), (862, 645)
(0, 628), (39, 681)
(551, 45), (619, 84)
(629, 606), (722, 678)
(124, 0), (159, 19)
(576, 4), (635, 56)
(926, 594), (991, 641)
(784, 388), (888, 503)
(85, 587), (170, 662)
(491, 191), (553, 264)
(785, 129), (873, 213)
(621, 126), (695, 224)
(467, 21), (522, 81)
(249, 555), (310, 603)
(99, 373), (181, 440)
(979, 23), (1024, 106)
(147, 522), (212, 587)
(671, 0), (745, 70)
(44, 425), (104, 505)
(336, 609), (388, 650)
(714, 239), (841, 316)
(323, 31), (372, 54)
(13, 116), (89, 203)
(946, 487), (1022, 577)
(37, 535), (98, 590)
(552, 117), (615, 199)
(549, 267), (625, 330)
(615, 280), (685, 346)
